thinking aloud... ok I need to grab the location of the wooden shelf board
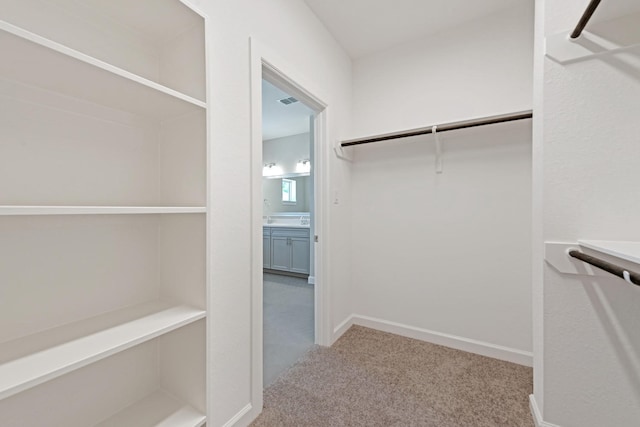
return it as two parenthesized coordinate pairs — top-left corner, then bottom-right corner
(0, 21), (206, 120)
(95, 390), (206, 427)
(579, 240), (640, 265)
(0, 206), (207, 216)
(0, 301), (206, 400)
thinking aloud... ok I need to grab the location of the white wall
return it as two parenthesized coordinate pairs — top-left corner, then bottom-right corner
(534, 1), (640, 426)
(349, 3), (534, 362)
(184, 0), (353, 425)
(351, 5), (534, 138)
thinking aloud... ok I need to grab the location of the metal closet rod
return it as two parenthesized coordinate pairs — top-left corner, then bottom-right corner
(569, 250), (640, 287)
(341, 110), (533, 147)
(570, 0), (602, 39)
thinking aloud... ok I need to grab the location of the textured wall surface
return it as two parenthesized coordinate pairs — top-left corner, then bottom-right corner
(538, 1), (640, 426)
(351, 5), (534, 138)
(349, 3), (534, 358)
(185, 0), (353, 425)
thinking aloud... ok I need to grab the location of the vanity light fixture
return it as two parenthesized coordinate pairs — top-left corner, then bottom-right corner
(263, 162), (281, 177)
(296, 159), (311, 174)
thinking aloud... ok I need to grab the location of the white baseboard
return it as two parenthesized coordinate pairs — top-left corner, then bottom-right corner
(336, 314), (532, 367)
(308, 275), (315, 285)
(530, 394), (562, 427)
(222, 403), (253, 427)
(332, 315), (355, 344)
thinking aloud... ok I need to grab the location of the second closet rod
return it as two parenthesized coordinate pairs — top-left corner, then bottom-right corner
(341, 110), (533, 147)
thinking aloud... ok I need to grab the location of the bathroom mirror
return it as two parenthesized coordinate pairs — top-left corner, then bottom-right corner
(263, 176), (311, 214)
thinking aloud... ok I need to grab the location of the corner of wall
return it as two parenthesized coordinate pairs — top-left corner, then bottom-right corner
(331, 314), (355, 345)
(221, 403), (254, 427)
(530, 394), (562, 427)
(531, 0), (546, 416)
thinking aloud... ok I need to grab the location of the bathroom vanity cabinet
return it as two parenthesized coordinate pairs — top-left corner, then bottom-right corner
(263, 227), (310, 275)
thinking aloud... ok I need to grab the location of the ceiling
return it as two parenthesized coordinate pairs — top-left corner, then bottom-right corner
(266, 0), (640, 136)
(262, 80), (315, 141)
(303, 0), (528, 58)
(263, 1), (525, 137)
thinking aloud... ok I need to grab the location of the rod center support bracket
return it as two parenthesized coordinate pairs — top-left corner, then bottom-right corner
(433, 125), (443, 174)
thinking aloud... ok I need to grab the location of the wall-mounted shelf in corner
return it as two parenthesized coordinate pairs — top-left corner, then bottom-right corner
(546, 11), (640, 64)
(0, 301), (206, 401)
(545, 240), (640, 282)
(0, 20), (206, 120)
(95, 390), (206, 427)
(0, 206), (207, 216)
(577, 240), (640, 265)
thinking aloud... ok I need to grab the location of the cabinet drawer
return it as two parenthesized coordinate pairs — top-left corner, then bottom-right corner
(270, 228), (309, 238)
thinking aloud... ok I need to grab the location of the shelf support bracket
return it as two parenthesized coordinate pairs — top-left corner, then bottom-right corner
(433, 125), (443, 174)
(545, 241), (640, 288)
(333, 140), (353, 162)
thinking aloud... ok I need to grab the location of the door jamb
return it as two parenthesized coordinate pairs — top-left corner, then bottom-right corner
(248, 36), (331, 421)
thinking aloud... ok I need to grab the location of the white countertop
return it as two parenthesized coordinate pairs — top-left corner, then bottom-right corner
(263, 223), (310, 229)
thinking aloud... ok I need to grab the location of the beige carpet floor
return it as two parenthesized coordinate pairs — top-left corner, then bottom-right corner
(251, 326), (534, 427)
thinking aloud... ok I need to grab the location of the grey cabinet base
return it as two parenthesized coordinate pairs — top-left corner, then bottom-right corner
(263, 226), (311, 275)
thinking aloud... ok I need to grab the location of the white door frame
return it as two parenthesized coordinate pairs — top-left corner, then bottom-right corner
(249, 37), (331, 418)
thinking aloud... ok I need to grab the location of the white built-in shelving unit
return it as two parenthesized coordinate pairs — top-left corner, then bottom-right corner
(0, 0), (208, 425)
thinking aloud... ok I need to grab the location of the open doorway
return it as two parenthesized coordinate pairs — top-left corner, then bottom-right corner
(250, 46), (331, 413)
(261, 78), (317, 387)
